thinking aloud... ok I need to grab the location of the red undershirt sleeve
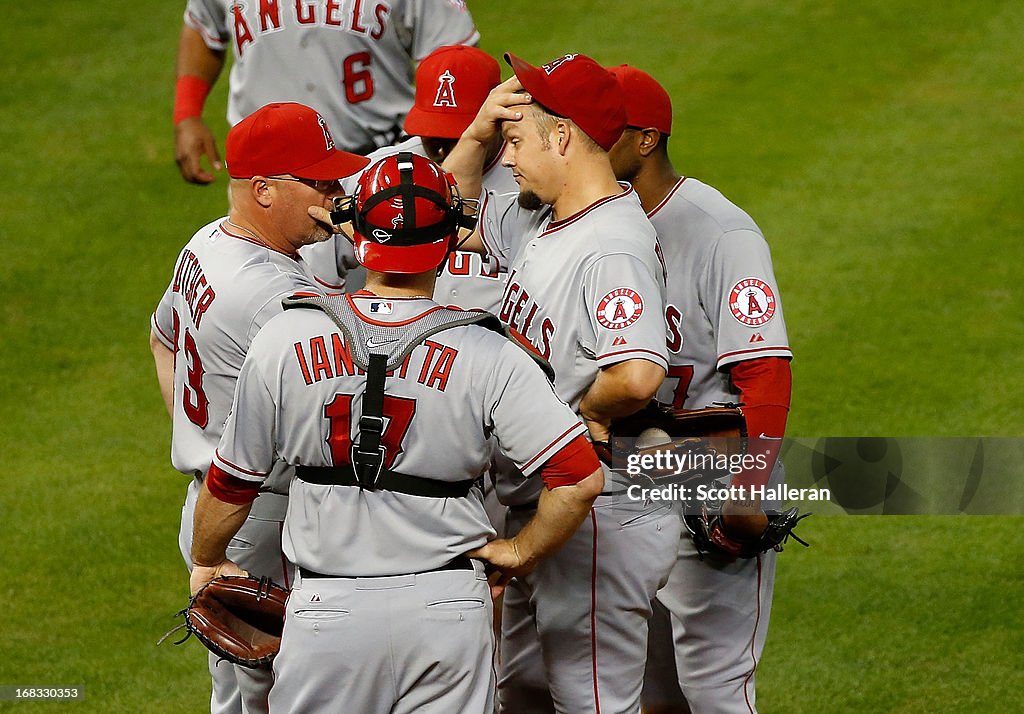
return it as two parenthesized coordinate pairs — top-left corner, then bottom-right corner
(728, 356), (792, 489)
(206, 463), (262, 505)
(538, 433), (601, 489)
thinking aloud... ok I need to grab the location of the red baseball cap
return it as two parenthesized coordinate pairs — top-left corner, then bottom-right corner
(226, 102), (369, 180)
(404, 45), (501, 139)
(504, 52), (627, 151)
(607, 65), (673, 135)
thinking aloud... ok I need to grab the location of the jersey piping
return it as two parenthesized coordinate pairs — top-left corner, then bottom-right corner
(540, 184), (637, 237)
(646, 177), (687, 219)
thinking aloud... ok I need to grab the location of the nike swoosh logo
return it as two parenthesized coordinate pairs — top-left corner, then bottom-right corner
(759, 433), (783, 440)
(365, 337), (397, 349)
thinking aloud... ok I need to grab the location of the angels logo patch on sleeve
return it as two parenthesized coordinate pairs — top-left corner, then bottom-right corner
(597, 288), (644, 330)
(729, 278), (776, 327)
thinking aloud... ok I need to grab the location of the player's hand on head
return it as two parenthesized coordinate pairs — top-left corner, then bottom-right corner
(189, 559), (248, 596)
(462, 76), (530, 144)
(175, 117), (223, 184)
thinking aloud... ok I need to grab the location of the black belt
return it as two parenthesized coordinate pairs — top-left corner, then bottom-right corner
(296, 464), (476, 498)
(299, 555), (474, 579)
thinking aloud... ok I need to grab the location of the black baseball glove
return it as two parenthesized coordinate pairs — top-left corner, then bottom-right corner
(685, 500), (810, 560)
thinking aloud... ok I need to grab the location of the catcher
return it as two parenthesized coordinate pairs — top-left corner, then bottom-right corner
(189, 153), (604, 714)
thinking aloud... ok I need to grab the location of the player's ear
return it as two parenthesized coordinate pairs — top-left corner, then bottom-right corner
(251, 176), (273, 207)
(555, 120), (570, 156)
(638, 128), (662, 157)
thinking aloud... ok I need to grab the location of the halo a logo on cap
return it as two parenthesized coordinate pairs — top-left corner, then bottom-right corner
(729, 277), (776, 327)
(434, 69), (457, 108)
(542, 53), (579, 75)
(597, 287), (644, 330)
(317, 114), (335, 150)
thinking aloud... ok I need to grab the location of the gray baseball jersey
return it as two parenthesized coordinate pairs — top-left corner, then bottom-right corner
(211, 294), (587, 576)
(212, 292), (584, 714)
(642, 177), (791, 714)
(184, 0), (479, 151)
(152, 217), (320, 482)
(480, 185), (669, 412)
(652, 177), (791, 410)
(477, 186), (682, 713)
(152, 217), (321, 714)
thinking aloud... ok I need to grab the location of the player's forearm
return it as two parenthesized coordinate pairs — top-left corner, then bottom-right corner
(191, 481), (252, 567)
(443, 137), (488, 204)
(512, 470), (603, 566)
(174, 26), (225, 127)
(579, 359), (666, 425)
(176, 25), (225, 84)
(439, 136), (486, 253)
(149, 330), (175, 418)
(512, 471), (598, 565)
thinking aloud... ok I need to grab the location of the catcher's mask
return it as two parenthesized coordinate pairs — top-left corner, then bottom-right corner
(332, 152), (477, 274)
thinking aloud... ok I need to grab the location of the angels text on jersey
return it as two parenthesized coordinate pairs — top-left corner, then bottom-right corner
(499, 268), (555, 359)
(229, 2), (393, 56)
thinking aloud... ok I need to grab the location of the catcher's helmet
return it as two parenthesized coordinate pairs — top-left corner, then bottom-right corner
(342, 152), (475, 274)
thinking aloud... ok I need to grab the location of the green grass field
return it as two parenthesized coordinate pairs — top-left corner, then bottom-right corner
(1, 1), (1021, 711)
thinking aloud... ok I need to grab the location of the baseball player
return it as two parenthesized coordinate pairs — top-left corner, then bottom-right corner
(444, 54), (683, 713)
(173, 0), (479, 184)
(405, 44), (516, 313)
(399, 43), (519, 541)
(150, 103), (368, 714)
(189, 152), (605, 714)
(605, 66), (793, 714)
(303, 44), (517, 307)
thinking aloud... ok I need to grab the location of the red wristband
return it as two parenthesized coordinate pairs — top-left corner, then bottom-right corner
(174, 75), (211, 125)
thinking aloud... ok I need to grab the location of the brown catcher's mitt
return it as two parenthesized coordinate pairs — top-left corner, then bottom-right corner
(163, 575), (289, 669)
(600, 402), (747, 485)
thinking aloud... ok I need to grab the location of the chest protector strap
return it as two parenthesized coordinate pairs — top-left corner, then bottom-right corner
(283, 294), (521, 496)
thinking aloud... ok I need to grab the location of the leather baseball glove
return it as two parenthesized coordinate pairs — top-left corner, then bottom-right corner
(685, 500), (810, 560)
(162, 575), (289, 669)
(599, 402), (747, 484)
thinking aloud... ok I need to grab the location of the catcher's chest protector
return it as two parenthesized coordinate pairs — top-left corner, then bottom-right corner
(283, 294), (506, 371)
(284, 294), (514, 489)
